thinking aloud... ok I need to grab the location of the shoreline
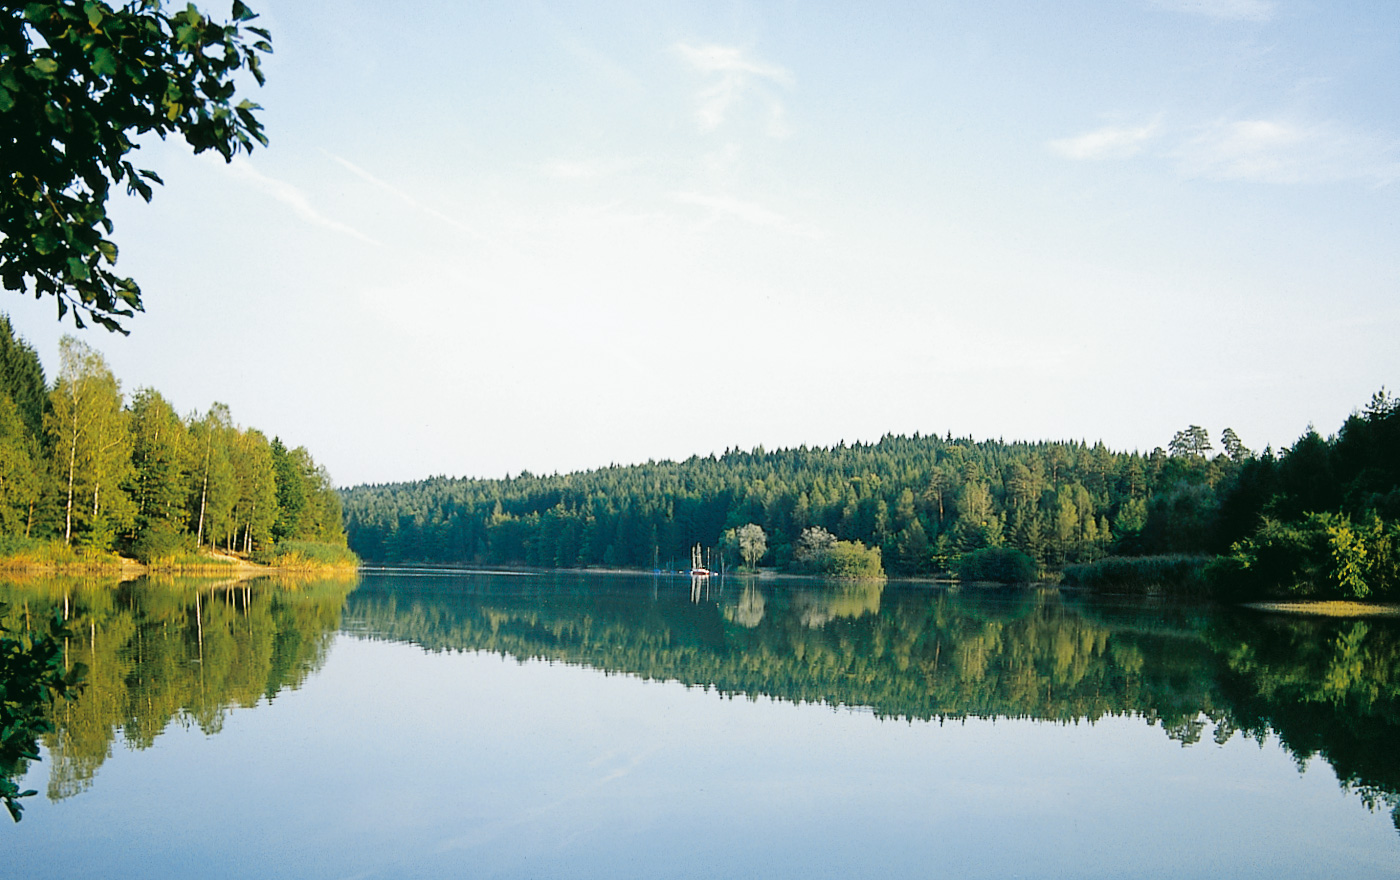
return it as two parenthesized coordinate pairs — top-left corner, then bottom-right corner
(1243, 600), (1400, 618)
(2, 552), (357, 582)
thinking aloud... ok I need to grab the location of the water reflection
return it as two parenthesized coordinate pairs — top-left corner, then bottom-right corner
(4, 569), (1399, 836)
(342, 571), (1400, 832)
(0, 572), (356, 803)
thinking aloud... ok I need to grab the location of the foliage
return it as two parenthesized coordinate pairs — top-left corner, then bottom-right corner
(735, 523), (766, 568)
(0, 0), (270, 330)
(0, 313), (45, 436)
(342, 430), (1191, 575)
(0, 319), (347, 566)
(1, 602), (83, 820)
(1209, 514), (1400, 601)
(792, 527), (884, 578)
(1062, 555), (1211, 595)
(954, 546), (1038, 584)
(821, 540), (884, 578)
(1168, 425), (1213, 458)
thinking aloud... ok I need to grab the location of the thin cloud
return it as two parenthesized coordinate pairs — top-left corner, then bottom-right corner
(1151, 0), (1274, 21)
(225, 159), (378, 245)
(674, 43), (793, 134)
(674, 191), (818, 238)
(1049, 122), (1161, 160)
(323, 151), (501, 247)
(1173, 119), (1400, 185)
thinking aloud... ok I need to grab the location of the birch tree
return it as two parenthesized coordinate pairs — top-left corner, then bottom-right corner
(45, 336), (130, 546)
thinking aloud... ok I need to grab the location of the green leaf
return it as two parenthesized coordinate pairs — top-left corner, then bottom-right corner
(232, 0), (255, 22)
(32, 232), (59, 255)
(0, 86), (13, 113)
(97, 240), (117, 263)
(84, 1), (103, 28)
(66, 257), (90, 281)
(92, 47), (117, 78)
(30, 57), (59, 77)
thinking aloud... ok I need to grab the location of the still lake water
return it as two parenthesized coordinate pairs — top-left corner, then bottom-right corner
(4, 569), (1399, 878)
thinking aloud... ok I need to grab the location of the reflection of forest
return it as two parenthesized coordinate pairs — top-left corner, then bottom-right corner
(343, 572), (1400, 831)
(0, 573), (356, 800)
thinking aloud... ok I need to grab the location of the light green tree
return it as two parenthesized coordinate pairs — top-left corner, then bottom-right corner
(186, 403), (234, 548)
(45, 336), (131, 546)
(229, 428), (278, 553)
(736, 523), (767, 569)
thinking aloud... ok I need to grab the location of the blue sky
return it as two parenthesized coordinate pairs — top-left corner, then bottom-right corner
(7, 0), (1399, 485)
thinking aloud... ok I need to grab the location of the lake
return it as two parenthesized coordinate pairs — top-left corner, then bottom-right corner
(4, 569), (1399, 878)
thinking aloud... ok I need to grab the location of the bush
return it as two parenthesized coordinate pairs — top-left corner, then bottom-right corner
(1062, 554), (1210, 595)
(129, 523), (189, 565)
(822, 540), (884, 578)
(955, 547), (1038, 584)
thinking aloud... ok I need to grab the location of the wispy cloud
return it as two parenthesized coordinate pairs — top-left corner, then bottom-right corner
(1049, 122), (1161, 160)
(323, 151), (501, 246)
(1150, 0), (1274, 21)
(1173, 119), (1400, 185)
(1049, 114), (1400, 186)
(674, 43), (794, 134)
(674, 191), (818, 238)
(225, 159), (378, 245)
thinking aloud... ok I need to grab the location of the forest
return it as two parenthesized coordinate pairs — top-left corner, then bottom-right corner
(341, 391), (1400, 601)
(0, 315), (350, 566)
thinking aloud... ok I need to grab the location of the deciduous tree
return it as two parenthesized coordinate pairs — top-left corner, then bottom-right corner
(1, 1), (271, 330)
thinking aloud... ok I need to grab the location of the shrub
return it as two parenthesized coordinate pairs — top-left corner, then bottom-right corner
(129, 523), (189, 565)
(822, 540), (884, 578)
(955, 547), (1039, 584)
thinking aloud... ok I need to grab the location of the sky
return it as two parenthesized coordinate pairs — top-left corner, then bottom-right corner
(6, 0), (1400, 487)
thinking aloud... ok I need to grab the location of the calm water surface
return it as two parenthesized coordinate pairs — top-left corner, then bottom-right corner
(3, 570), (1399, 878)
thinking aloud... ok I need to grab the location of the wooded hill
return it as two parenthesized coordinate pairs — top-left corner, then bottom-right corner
(342, 392), (1400, 600)
(341, 422), (1249, 574)
(0, 315), (348, 563)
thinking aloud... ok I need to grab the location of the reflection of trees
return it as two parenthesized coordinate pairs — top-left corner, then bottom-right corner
(1202, 613), (1400, 831)
(343, 573), (1400, 832)
(723, 584), (765, 629)
(0, 573), (355, 800)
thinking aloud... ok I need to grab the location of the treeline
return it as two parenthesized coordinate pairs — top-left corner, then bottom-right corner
(0, 316), (348, 564)
(1202, 391), (1400, 600)
(343, 390), (1400, 600)
(341, 416), (1251, 577)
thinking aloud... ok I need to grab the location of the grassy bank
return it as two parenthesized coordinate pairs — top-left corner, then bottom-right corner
(1, 538), (359, 576)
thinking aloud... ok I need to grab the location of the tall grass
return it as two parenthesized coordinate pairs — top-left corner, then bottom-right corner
(262, 541), (360, 570)
(0, 537), (122, 571)
(1061, 555), (1211, 595)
